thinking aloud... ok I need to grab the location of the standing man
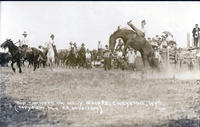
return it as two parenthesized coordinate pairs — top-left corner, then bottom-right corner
(154, 47), (161, 69)
(86, 49), (92, 69)
(98, 41), (103, 58)
(103, 45), (111, 70)
(128, 48), (136, 71)
(192, 24), (200, 47)
(177, 48), (183, 71)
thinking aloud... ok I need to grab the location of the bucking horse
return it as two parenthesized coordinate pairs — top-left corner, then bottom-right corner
(109, 28), (157, 69)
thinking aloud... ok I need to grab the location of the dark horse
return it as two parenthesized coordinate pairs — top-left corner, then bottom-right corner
(20, 45), (45, 71)
(0, 39), (22, 73)
(109, 28), (156, 68)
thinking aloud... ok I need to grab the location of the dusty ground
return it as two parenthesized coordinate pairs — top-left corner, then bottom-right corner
(1, 66), (200, 127)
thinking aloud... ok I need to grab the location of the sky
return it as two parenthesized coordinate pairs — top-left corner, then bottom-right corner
(0, 1), (200, 50)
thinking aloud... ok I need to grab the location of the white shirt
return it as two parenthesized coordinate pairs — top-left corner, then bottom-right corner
(136, 51), (141, 57)
(117, 51), (123, 58)
(128, 51), (136, 64)
(20, 38), (29, 46)
(154, 50), (161, 62)
(196, 52), (200, 57)
(166, 36), (173, 42)
(86, 52), (91, 59)
(98, 43), (103, 49)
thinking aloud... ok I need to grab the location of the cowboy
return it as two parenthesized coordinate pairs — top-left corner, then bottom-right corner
(69, 42), (73, 50)
(21, 31), (30, 47)
(192, 24), (200, 47)
(116, 39), (124, 52)
(77, 43), (86, 68)
(127, 19), (146, 38)
(128, 48), (136, 71)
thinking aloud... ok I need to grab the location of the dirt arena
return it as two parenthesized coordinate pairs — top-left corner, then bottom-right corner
(1, 66), (200, 127)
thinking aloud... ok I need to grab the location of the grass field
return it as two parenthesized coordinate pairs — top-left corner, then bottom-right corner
(1, 66), (200, 127)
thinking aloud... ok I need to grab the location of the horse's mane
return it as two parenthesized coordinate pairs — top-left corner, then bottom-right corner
(8, 39), (18, 50)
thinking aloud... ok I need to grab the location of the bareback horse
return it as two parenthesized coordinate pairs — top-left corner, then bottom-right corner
(109, 28), (156, 68)
(1, 39), (22, 73)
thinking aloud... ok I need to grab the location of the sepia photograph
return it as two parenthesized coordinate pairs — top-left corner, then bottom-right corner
(0, 1), (200, 127)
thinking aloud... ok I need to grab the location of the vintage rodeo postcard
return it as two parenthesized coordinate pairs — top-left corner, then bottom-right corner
(0, 1), (200, 127)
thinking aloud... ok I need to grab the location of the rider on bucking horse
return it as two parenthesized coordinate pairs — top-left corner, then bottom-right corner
(127, 20), (147, 38)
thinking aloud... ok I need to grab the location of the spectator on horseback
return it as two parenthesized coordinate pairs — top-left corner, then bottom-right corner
(73, 43), (78, 56)
(127, 19), (146, 38)
(69, 42), (73, 49)
(192, 24), (200, 47)
(77, 43), (86, 68)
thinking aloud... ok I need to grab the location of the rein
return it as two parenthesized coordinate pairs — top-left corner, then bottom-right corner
(14, 41), (20, 45)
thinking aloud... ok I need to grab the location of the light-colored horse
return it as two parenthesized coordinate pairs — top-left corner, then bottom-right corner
(46, 42), (55, 67)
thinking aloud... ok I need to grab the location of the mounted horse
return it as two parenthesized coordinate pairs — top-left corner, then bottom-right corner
(57, 49), (69, 66)
(67, 47), (77, 68)
(109, 28), (157, 69)
(77, 46), (86, 68)
(38, 45), (48, 67)
(1, 39), (22, 73)
(20, 45), (42, 71)
(52, 44), (59, 66)
(46, 42), (56, 67)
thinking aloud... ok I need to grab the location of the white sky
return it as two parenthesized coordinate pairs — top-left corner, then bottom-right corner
(1, 1), (200, 50)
